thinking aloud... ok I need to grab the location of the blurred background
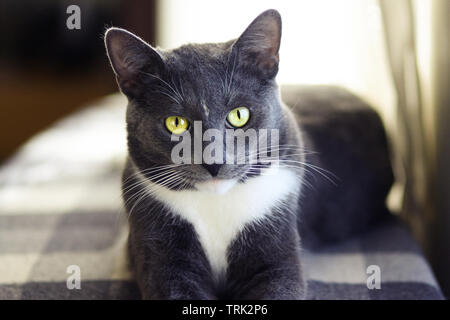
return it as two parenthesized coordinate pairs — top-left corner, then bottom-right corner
(0, 0), (155, 162)
(0, 0), (449, 296)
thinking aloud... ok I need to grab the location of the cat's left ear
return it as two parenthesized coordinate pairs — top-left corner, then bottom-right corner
(233, 9), (282, 79)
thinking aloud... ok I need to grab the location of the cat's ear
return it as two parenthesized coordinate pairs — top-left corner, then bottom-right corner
(104, 27), (164, 96)
(233, 9), (282, 78)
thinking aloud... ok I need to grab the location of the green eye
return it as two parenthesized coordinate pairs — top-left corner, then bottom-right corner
(227, 107), (250, 128)
(165, 116), (189, 134)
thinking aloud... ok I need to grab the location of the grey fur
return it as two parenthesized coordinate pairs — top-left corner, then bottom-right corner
(105, 9), (393, 299)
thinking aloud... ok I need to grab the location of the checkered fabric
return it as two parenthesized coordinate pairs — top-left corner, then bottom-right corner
(0, 94), (443, 299)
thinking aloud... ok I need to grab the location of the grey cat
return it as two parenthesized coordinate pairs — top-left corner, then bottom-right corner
(105, 9), (393, 299)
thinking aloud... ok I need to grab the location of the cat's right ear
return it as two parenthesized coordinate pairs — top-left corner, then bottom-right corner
(233, 9), (282, 79)
(104, 27), (164, 96)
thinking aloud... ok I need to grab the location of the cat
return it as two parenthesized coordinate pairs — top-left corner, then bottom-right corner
(105, 9), (393, 299)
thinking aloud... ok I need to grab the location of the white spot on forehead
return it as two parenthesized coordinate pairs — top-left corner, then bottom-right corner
(202, 102), (210, 119)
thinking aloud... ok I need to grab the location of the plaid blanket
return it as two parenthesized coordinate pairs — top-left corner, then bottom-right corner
(0, 94), (443, 300)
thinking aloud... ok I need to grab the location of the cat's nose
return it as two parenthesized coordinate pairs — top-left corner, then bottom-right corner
(202, 164), (221, 177)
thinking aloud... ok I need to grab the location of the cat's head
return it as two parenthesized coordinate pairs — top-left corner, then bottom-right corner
(105, 9), (290, 194)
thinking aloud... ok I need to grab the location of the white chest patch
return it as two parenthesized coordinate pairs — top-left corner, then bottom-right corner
(141, 165), (299, 278)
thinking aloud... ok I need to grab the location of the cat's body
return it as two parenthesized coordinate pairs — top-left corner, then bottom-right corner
(122, 88), (306, 299)
(124, 159), (305, 299)
(106, 10), (393, 299)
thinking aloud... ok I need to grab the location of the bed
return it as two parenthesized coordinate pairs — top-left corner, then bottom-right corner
(0, 93), (443, 299)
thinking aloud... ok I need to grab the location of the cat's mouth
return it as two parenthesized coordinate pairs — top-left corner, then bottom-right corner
(194, 178), (237, 194)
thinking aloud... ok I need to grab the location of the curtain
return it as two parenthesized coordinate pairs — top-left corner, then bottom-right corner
(379, 0), (450, 296)
(379, 0), (429, 248)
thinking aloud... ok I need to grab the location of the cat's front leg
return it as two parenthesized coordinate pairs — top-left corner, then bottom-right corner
(128, 221), (216, 300)
(132, 247), (217, 300)
(237, 264), (306, 300)
(138, 269), (216, 300)
(227, 216), (306, 300)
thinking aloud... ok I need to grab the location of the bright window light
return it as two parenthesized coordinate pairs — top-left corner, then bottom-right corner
(156, 0), (396, 119)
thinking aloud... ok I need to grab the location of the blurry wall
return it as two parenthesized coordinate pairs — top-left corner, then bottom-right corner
(0, 0), (156, 163)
